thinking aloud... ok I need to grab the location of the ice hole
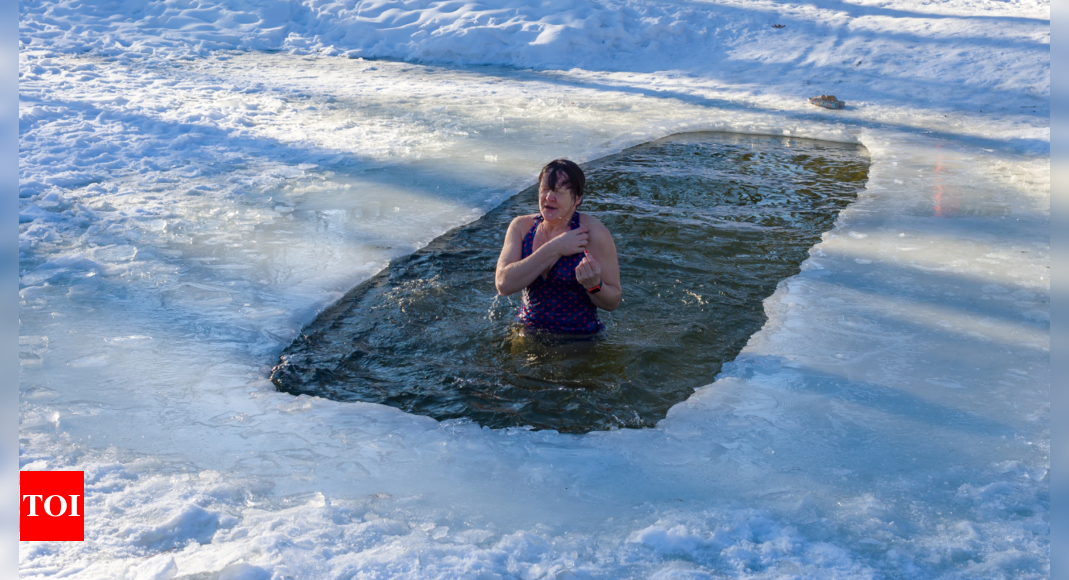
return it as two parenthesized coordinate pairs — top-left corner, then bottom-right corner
(271, 132), (869, 433)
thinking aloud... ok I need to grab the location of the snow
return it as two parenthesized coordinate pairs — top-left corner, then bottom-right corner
(19, 0), (1048, 578)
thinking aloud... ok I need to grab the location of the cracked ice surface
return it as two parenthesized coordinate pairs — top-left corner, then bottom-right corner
(19, 3), (1047, 579)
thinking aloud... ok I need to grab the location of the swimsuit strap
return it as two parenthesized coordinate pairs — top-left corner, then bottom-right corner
(522, 215), (541, 259)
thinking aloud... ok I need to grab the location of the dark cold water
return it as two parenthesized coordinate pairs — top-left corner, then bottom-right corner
(271, 133), (869, 433)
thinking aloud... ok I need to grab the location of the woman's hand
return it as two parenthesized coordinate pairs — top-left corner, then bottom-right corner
(575, 251), (602, 289)
(544, 225), (589, 257)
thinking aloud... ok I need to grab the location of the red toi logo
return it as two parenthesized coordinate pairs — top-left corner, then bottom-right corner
(20, 471), (85, 541)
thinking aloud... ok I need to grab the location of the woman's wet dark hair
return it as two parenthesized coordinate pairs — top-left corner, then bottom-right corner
(538, 159), (586, 200)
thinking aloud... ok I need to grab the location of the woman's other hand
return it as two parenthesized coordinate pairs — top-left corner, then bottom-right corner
(575, 251), (601, 289)
(545, 225), (589, 257)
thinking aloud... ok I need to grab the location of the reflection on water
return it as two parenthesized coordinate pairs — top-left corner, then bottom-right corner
(271, 132), (869, 433)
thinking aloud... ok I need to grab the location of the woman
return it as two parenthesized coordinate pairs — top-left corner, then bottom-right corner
(495, 159), (621, 335)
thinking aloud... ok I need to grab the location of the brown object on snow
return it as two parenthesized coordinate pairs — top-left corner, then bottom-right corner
(808, 95), (845, 109)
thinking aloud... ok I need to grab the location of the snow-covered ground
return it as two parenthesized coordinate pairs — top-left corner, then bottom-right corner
(19, 1), (1048, 578)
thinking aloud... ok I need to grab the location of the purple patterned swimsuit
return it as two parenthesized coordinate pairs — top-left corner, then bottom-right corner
(518, 212), (604, 334)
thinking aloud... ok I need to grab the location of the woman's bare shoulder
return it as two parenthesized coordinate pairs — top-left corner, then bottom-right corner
(508, 214), (539, 230)
(579, 213), (612, 236)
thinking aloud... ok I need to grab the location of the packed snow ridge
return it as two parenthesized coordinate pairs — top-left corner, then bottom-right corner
(22, 0), (1050, 119)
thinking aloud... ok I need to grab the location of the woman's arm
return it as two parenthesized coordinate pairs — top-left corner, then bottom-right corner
(495, 216), (590, 296)
(574, 217), (621, 311)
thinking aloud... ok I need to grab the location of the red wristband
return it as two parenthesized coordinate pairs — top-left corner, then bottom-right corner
(586, 283), (601, 294)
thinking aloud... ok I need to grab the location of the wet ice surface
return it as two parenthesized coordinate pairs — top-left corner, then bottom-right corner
(272, 133), (869, 434)
(18, 51), (1048, 579)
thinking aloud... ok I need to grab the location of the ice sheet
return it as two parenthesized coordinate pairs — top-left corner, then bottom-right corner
(19, 1), (1048, 578)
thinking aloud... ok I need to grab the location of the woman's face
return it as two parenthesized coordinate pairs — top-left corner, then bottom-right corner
(538, 172), (579, 222)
